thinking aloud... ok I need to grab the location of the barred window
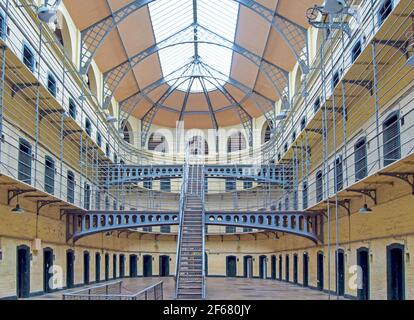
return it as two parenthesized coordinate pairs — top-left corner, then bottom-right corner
(383, 112), (401, 167)
(354, 137), (367, 181)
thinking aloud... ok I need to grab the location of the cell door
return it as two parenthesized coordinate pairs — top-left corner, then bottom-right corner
(159, 256), (170, 277)
(293, 255), (298, 284)
(271, 256), (277, 280)
(95, 253), (101, 283)
(303, 254), (309, 287)
(226, 256), (237, 277)
(357, 248), (369, 300)
(244, 256), (253, 278)
(66, 250), (74, 289)
(259, 256), (267, 279)
(336, 250), (345, 296)
(43, 248), (53, 293)
(120, 255), (125, 278)
(17, 246), (30, 298)
(317, 253), (324, 291)
(143, 255), (152, 277)
(129, 255), (138, 277)
(387, 244), (405, 300)
(105, 254), (110, 281)
(83, 252), (90, 284)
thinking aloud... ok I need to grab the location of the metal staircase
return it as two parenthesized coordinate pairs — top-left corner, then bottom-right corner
(175, 152), (206, 300)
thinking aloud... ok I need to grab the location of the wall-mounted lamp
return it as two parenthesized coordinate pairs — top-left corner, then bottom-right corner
(406, 54), (414, 68)
(359, 203), (373, 214)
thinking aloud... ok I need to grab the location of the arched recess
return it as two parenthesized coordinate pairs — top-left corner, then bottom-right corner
(121, 120), (133, 145)
(188, 136), (209, 155)
(55, 10), (76, 62)
(293, 64), (303, 98)
(227, 131), (247, 153)
(262, 121), (273, 144)
(86, 66), (98, 98)
(148, 132), (168, 153)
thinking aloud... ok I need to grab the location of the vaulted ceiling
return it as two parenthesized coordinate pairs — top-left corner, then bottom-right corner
(63, 0), (319, 129)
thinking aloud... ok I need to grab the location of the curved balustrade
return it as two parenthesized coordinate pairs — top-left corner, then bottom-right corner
(72, 210), (322, 243)
(206, 211), (323, 243)
(106, 164), (293, 185)
(72, 211), (180, 241)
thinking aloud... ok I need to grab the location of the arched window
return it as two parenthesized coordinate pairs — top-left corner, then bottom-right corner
(67, 171), (75, 204)
(47, 73), (57, 97)
(85, 118), (92, 137)
(188, 136), (208, 155)
(86, 68), (98, 97)
(148, 133), (168, 153)
(354, 137), (367, 181)
(262, 121), (273, 144)
(302, 181), (308, 209)
(54, 12), (73, 59)
(227, 132), (246, 153)
(383, 112), (401, 166)
(334, 156), (343, 192)
(121, 120), (133, 144)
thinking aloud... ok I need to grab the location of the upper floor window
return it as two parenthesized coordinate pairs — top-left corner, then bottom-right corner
(292, 131), (297, 143)
(0, 13), (6, 39)
(354, 137), (367, 181)
(67, 171), (75, 204)
(97, 132), (102, 148)
(148, 133), (167, 153)
(316, 170), (323, 202)
(334, 156), (343, 193)
(44, 156), (55, 194)
(84, 183), (91, 210)
(106, 143), (110, 158)
(284, 143), (288, 153)
(301, 116), (307, 131)
(332, 70), (340, 89)
(105, 196), (110, 210)
(225, 179), (236, 192)
(85, 118), (92, 137)
(302, 182), (308, 210)
(352, 40), (362, 63)
(18, 138), (32, 184)
(23, 44), (35, 72)
(95, 190), (101, 210)
(263, 121), (273, 144)
(314, 97), (321, 113)
(68, 98), (77, 119)
(284, 196), (289, 210)
(243, 181), (253, 189)
(227, 132), (246, 153)
(144, 181), (152, 190)
(383, 111), (401, 166)
(188, 136), (209, 155)
(47, 73), (57, 97)
(379, 0), (393, 25)
(160, 179), (171, 192)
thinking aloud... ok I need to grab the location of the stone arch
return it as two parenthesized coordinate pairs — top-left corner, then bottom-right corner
(121, 120), (133, 145)
(148, 132), (168, 153)
(227, 131), (247, 153)
(55, 11), (73, 60)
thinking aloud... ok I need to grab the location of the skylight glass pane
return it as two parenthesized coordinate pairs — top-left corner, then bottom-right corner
(148, 0), (239, 92)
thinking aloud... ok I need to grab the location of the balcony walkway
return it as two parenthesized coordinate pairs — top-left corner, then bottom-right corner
(26, 277), (347, 300)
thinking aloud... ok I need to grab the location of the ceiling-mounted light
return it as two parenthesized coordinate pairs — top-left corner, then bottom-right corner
(359, 203), (372, 214)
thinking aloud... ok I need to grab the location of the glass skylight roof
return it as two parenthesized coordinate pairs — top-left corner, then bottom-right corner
(149, 0), (239, 92)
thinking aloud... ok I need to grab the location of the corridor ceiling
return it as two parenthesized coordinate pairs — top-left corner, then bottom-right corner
(63, 0), (319, 128)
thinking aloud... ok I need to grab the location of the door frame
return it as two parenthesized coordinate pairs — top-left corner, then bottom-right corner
(336, 249), (345, 296)
(226, 256), (237, 277)
(357, 247), (370, 300)
(66, 249), (75, 289)
(159, 255), (170, 277)
(387, 243), (405, 300)
(243, 255), (253, 278)
(43, 247), (54, 293)
(143, 255), (153, 277)
(16, 245), (31, 298)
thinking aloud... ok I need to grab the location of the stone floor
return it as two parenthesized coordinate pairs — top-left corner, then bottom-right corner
(27, 277), (346, 300)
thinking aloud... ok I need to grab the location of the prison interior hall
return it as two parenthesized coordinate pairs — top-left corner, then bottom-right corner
(0, 0), (413, 302)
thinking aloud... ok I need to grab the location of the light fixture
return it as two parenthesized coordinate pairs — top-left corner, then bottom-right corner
(37, 0), (62, 23)
(359, 203), (372, 214)
(276, 111), (287, 121)
(106, 115), (117, 123)
(406, 53), (414, 67)
(11, 195), (24, 214)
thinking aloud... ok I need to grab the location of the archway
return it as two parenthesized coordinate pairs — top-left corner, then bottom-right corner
(55, 11), (73, 60)
(121, 120), (134, 145)
(17, 245), (31, 298)
(262, 121), (273, 144)
(188, 136), (209, 155)
(227, 131), (247, 153)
